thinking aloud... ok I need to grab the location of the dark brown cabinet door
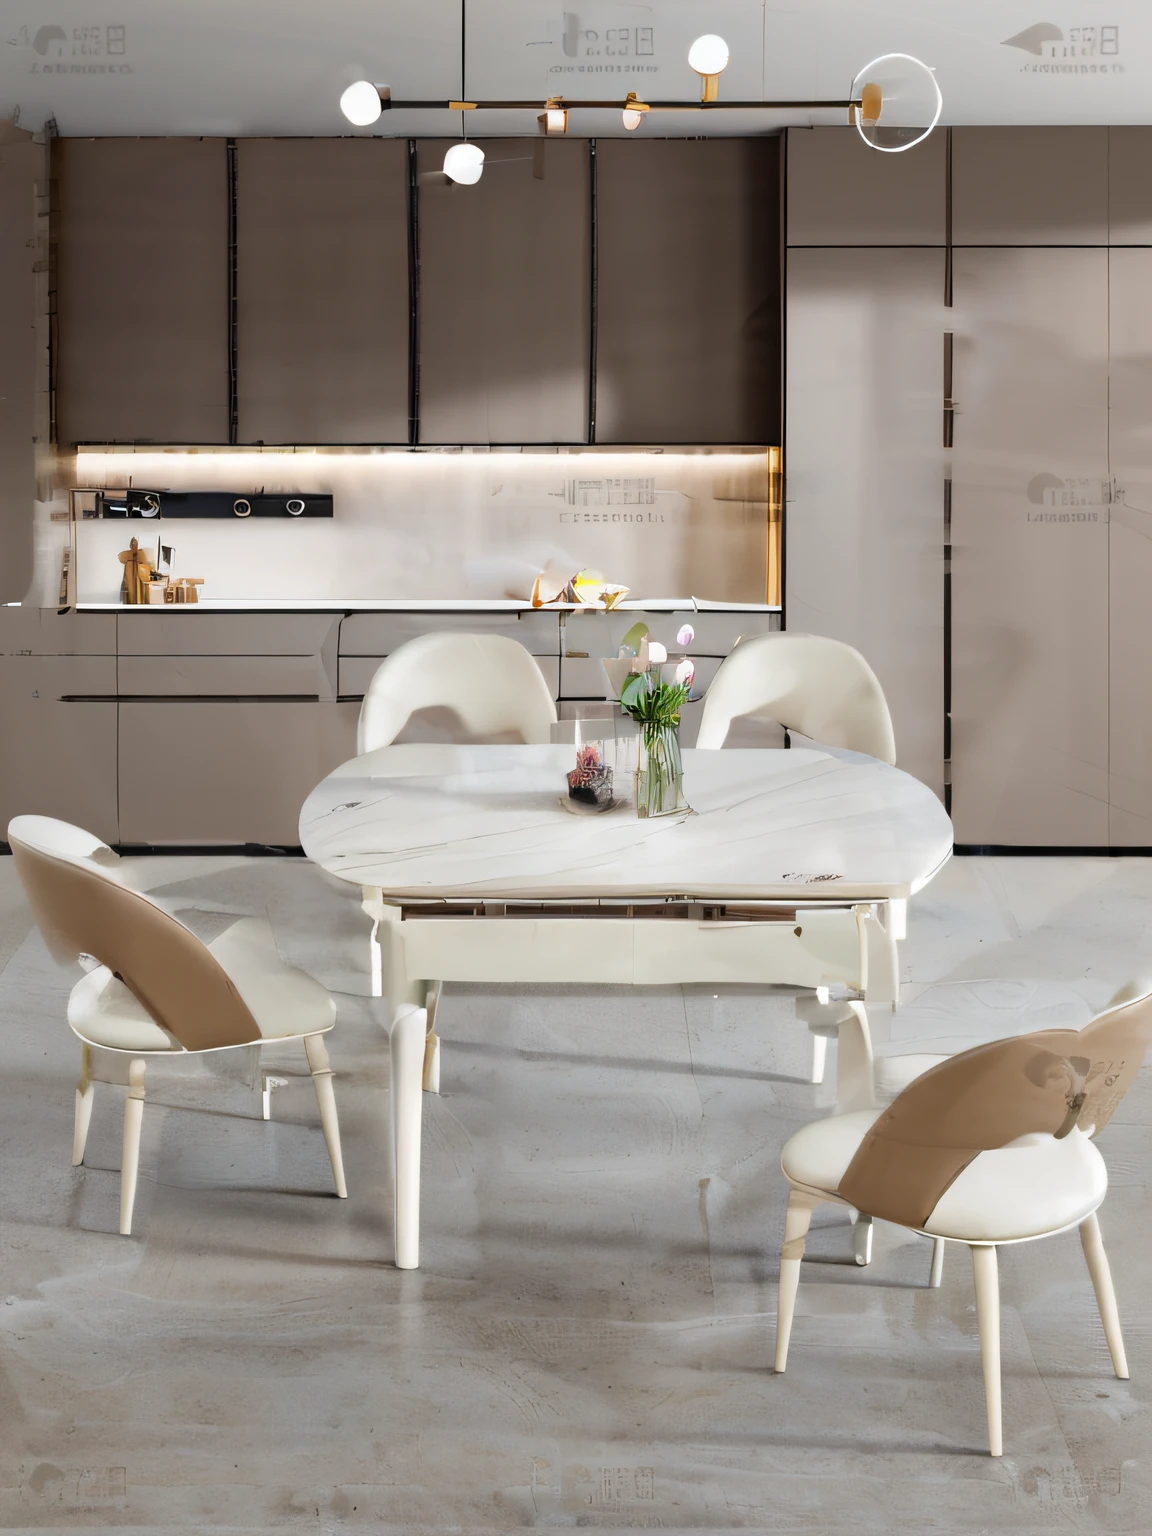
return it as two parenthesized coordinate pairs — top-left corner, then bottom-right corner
(236, 139), (410, 444)
(416, 138), (591, 444)
(54, 138), (229, 445)
(594, 139), (780, 444)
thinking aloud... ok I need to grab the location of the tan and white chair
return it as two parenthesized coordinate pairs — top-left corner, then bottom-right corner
(698, 633), (900, 1116)
(773, 986), (1152, 1455)
(8, 815), (347, 1235)
(356, 632), (559, 1054)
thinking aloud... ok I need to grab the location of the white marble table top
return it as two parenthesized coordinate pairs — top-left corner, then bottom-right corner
(299, 745), (953, 904)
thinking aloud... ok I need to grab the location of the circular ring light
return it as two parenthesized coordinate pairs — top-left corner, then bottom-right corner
(286, 498), (305, 516)
(850, 54), (941, 153)
(233, 498), (252, 517)
(443, 141), (485, 184)
(340, 80), (384, 127)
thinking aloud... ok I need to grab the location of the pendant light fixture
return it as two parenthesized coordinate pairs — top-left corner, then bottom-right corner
(687, 34), (729, 102)
(339, 79), (386, 126)
(621, 92), (648, 131)
(849, 53), (942, 152)
(443, 139), (484, 183)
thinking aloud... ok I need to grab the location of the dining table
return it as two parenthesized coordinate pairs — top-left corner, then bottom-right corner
(300, 742), (954, 1268)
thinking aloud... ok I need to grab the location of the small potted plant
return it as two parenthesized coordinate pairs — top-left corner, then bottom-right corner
(609, 623), (696, 818)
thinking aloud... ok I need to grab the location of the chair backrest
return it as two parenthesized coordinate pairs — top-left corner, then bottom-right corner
(7, 815), (262, 1051)
(357, 631), (559, 754)
(838, 986), (1152, 1229)
(696, 633), (897, 762)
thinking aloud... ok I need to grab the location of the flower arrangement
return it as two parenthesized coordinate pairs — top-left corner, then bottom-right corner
(611, 623), (697, 817)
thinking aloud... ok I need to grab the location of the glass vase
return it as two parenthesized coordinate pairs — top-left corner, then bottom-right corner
(635, 722), (688, 818)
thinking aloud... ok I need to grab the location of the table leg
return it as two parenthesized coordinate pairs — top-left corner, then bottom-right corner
(390, 1003), (427, 1270)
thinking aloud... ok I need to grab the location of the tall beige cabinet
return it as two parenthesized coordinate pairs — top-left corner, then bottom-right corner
(787, 125), (1152, 847)
(949, 127), (1152, 847)
(784, 129), (946, 798)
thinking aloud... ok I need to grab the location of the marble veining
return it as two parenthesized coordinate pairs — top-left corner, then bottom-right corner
(300, 745), (954, 901)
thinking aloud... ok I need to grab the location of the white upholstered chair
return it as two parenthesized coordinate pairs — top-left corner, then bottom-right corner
(696, 632), (896, 762)
(8, 815), (347, 1234)
(773, 987), (1152, 1455)
(356, 633), (559, 1094)
(356, 630), (557, 756)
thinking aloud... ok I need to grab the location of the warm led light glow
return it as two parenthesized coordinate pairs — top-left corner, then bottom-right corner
(541, 106), (568, 134)
(339, 80), (383, 126)
(622, 94), (647, 131)
(443, 141), (485, 183)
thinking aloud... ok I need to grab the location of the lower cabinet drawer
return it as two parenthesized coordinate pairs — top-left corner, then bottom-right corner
(117, 700), (359, 846)
(117, 654), (334, 697)
(0, 655), (118, 841)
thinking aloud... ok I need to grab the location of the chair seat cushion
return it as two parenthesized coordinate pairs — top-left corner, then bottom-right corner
(782, 1112), (1108, 1242)
(781, 1109), (883, 1195)
(68, 916), (336, 1053)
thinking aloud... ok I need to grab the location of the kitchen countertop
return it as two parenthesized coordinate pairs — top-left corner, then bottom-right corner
(76, 598), (782, 614)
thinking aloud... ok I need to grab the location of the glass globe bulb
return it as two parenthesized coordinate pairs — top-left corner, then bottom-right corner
(849, 54), (942, 153)
(688, 34), (729, 77)
(622, 108), (644, 130)
(339, 80), (383, 127)
(443, 142), (485, 185)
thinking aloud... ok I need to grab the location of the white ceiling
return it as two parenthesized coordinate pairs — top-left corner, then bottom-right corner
(3, 0), (1151, 138)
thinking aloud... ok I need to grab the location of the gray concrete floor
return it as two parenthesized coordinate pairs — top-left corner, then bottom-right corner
(1, 853), (1151, 1532)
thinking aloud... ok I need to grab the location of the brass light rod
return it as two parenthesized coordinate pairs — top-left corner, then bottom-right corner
(401, 98), (861, 112)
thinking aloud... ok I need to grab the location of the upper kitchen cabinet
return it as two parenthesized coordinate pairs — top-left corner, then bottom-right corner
(236, 139), (410, 444)
(786, 127), (946, 247)
(416, 138), (591, 444)
(54, 138), (229, 445)
(594, 139), (779, 444)
(951, 128), (1108, 246)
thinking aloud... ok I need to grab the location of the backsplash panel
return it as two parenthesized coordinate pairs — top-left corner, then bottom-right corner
(69, 447), (770, 605)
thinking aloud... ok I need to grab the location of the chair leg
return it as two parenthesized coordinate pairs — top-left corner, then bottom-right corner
(809, 1032), (828, 1085)
(971, 1244), (1003, 1456)
(775, 1189), (821, 1373)
(1079, 1212), (1129, 1379)
(303, 1034), (348, 1199)
(119, 1058), (147, 1236)
(72, 1042), (95, 1167)
(929, 1236), (946, 1289)
(422, 981), (443, 1094)
(391, 1004), (427, 1270)
(853, 1213), (873, 1267)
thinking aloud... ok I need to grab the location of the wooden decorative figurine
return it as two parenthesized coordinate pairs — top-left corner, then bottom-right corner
(118, 537), (154, 605)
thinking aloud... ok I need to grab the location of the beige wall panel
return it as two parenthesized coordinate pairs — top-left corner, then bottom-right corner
(54, 139), (228, 445)
(1108, 129), (1152, 246)
(117, 654), (330, 697)
(236, 139), (409, 445)
(118, 701), (358, 845)
(340, 610), (561, 657)
(786, 128), (945, 246)
(0, 655), (118, 840)
(951, 249), (1109, 845)
(951, 128), (1108, 246)
(1106, 249), (1152, 841)
(116, 612), (340, 657)
(595, 139), (779, 444)
(785, 248), (945, 796)
(0, 134), (37, 602)
(417, 139), (590, 445)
